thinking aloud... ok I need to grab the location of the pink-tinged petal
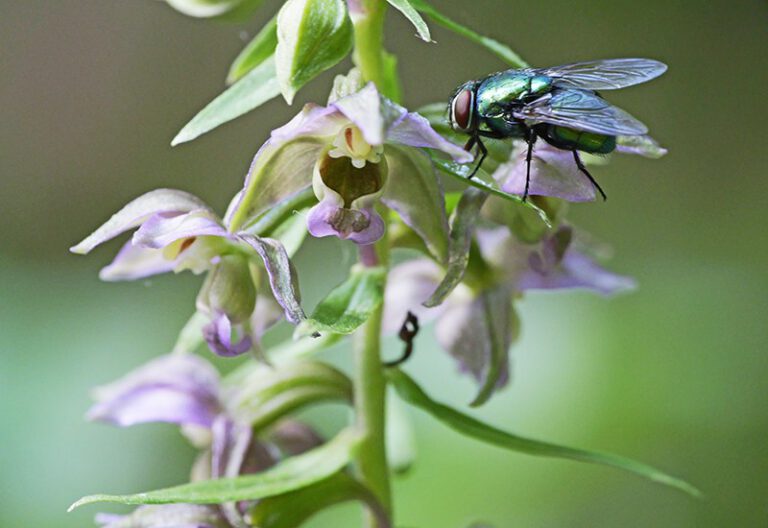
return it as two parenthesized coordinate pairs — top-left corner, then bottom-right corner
(518, 249), (636, 295)
(382, 259), (445, 335)
(332, 83), (385, 146)
(210, 417), (274, 479)
(70, 189), (210, 254)
(386, 107), (473, 163)
(203, 313), (253, 357)
(496, 144), (597, 202)
(133, 210), (228, 249)
(434, 286), (514, 400)
(270, 103), (345, 143)
(87, 355), (221, 428)
(306, 199), (385, 245)
(98, 241), (176, 282)
(96, 504), (228, 528)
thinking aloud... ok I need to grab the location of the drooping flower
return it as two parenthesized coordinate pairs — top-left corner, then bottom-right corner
(228, 80), (472, 256)
(88, 354), (322, 527)
(384, 225), (635, 402)
(71, 190), (303, 357)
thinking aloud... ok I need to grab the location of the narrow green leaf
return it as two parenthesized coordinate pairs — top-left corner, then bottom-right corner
(227, 15), (278, 84)
(408, 0), (527, 68)
(172, 56), (280, 146)
(246, 472), (390, 528)
(424, 187), (488, 308)
(430, 156), (551, 228)
(387, 369), (701, 497)
(386, 0), (431, 42)
(230, 360), (353, 430)
(296, 265), (386, 337)
(69, 428), (363, 511)
(276, 0), (353, 104)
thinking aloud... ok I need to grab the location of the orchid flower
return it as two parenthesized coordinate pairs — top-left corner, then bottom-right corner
(88, 354), (322, 527)
(384, 225), (635, 402)
(228, 79), (471, 258)
(70, 190), (304, 357)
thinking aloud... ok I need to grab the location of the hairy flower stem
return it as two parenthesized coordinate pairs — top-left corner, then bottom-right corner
(353, 209), (392, 526)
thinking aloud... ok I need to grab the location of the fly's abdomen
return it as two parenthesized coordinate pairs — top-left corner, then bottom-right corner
(539, 125), (616, 154)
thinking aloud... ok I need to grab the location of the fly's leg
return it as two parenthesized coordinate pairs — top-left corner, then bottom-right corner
(523, 133), (538, 202)
(465, 135), (487, 179)
(572, 150), (607, 201)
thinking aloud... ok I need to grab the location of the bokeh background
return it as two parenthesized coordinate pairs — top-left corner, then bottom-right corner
(2, 1), (767, 526)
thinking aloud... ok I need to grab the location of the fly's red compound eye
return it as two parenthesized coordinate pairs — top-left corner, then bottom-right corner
(451, 89), (473, 130)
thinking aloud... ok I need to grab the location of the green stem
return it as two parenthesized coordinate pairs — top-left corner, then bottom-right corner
(353, 207), (392, 527)
(352, 0), (388, 88)
(351, 4), (393, 525)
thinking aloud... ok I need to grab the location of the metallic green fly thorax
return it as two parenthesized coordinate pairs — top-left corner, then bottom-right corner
(447, 58), (667, 200)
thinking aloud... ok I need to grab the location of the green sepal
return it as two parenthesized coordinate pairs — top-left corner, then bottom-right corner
(423, 187), (488, 308)
(387, 369), (701, 497)
(228, 360), (353, 431)
(69, 428), (364, 511)
(227, 14), (278, 84)
(276, 0), (353, 104)
(172, 56), (280, 145)
(383, 145), (449, 263)
(228, 139), (325, 232)
(407, 0), (527, 67)
(246, 472), (390, 528)
(386, 0), (431, 42)
(296, 265), (386, 337)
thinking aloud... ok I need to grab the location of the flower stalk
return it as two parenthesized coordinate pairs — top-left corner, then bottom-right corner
(351, 0), (388, 91)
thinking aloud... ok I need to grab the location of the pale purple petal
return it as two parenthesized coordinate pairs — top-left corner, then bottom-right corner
(87, 355), (221, 428)
(238, 234), (306, 324)
(496, 144), (597, 202)
(518, 249), (636, 295)
(386, 107), (473, 163)
(203, 313), (253, 357)
(210, 417), (274, 479)
(332, 83), (384, 146)
(434, 287), (514, 401)
(71, 189), (210, 254)
(269, 104), (344, 143)
(133, 210), (228, 249)
(383, 259), (444, 335)
(98, 241), (177, 281)
(306, 199), (385, 245)
(95, 504), (228, 528)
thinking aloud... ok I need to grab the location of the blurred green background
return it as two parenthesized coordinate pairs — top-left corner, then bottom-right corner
(2, 1), (767, 526)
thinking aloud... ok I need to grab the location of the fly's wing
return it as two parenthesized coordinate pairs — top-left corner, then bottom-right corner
(512, 89), (648, 136)
(534, 58), (667, 90)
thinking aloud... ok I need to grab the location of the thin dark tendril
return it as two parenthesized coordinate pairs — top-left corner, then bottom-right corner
(384, 311), (420, 367)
